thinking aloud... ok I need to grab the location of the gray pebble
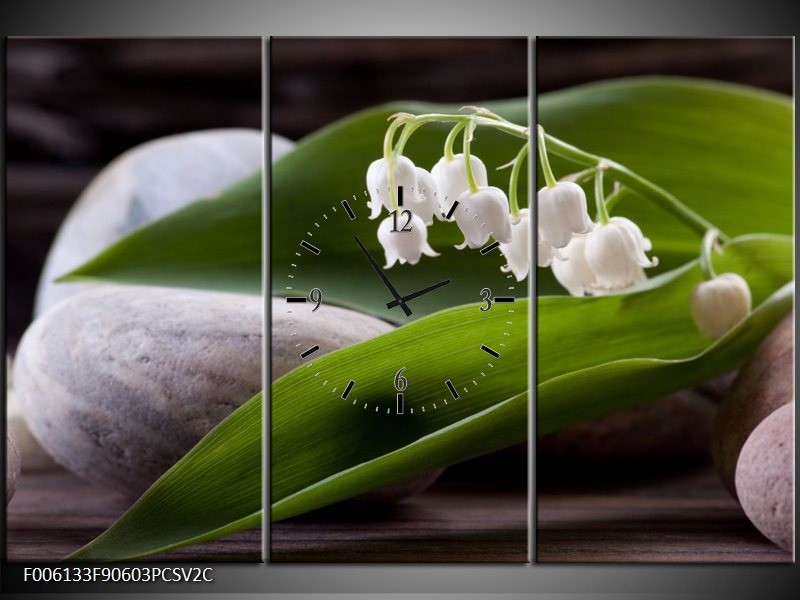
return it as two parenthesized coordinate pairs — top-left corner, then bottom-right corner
(14, 286), (262, 496)
(713, 314), (793, 496)
(735, 402), (794, 552)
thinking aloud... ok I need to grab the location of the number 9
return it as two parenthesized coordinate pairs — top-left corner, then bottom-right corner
(309, 288), (322, 311)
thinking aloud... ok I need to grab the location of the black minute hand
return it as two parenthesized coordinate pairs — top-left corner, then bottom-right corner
(353, 235), (412, 317)
(386, 279), (451, 309)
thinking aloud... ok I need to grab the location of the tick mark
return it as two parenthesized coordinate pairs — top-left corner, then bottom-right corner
(481, 344), (500, 358)
(286, 297), (307, 304)
(445, 379), (459, 400)
(341, 380), (355, 399)
(300, 240), (320, 255)
(445, 200), (459, 220)
(494, 296), (515, 303)
(398, 185), (404, 207)
(300, 345), (320, 358)
(342, 199), (356, 220)
(480, 240), (500, 255)
(396, 392), (404, 414)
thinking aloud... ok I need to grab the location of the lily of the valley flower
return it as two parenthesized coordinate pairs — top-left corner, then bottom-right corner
(550, 234), (596, 296)
(500, 209), (530, 281)
(537, 228), (563, 268)
(538, 181), (594, 248)
(431, 153), (488, 218)
(409, 167), (439, 225)
(454, 186), (513, 250)
(584, 216), (658, 291)
(366, 156), (418, 220)
(377, 212), (439, 268)
(690, 273), (752, 339)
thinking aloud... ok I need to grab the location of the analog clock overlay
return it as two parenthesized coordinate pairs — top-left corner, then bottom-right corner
(278, 186), (525, 418)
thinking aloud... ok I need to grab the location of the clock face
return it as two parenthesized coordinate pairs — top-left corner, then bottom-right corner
(279, 185), (524, 417)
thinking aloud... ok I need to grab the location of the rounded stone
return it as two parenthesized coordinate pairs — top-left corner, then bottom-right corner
(735, 402), (794, 552)
(6, 354), (56, 470)
(6, 434), (20, 504)
(271, 299), (394, 380)
(713, 314), (793, 496)
(35, 131), (294, 316)
(539, 390), (716, 463)
(14, 286), (262, 496)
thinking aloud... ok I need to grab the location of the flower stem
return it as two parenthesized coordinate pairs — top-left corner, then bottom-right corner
(594, 167), (610, 224)
(603, 183), (633, 215)
(462, 120), (480, 193)
(541, 130), (728, 242)
(443, 122), (466, 161)
(394, 121), (424, 155)
(536, 125), (558, 188)
(383, 117), (408, 211)
(508, 142), (529, 218)
(698, 228), (720, 280)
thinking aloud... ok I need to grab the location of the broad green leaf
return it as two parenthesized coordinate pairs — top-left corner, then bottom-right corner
(58, 173), (262, 294)
(273, 391), (527, 521)
(271, 300), (529, 507)
(68, 392), (263, 562)
(539, 282), (793, 435)
(538, 235), (793, 434)
(271, 100), (529, 322)
(538, 77), (792, 294)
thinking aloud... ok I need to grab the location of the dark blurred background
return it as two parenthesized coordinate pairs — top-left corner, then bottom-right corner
(537, 37), (793, 94)
(4, 38), (262, 348)
(270, 38), (529, 140)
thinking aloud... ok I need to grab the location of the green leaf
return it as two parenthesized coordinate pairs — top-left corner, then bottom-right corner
(538, 76), (792, 294)
(58, 173), (262, 295)
(67, 392), (263, 562)
(271, 100), (529, 322)
(271, 299), (529, 514)
(538, 235), (793, 435)
(273, 391), (527, 521)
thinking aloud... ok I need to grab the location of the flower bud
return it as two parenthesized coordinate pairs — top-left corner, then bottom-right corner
(537, 181), (594, 248)
(499, 209), (530, 282)
(431, 153), (488, 219)
(453, 186), (512, 250)
(690, 273), (752, 339)
(366, 156), (418, 220)
(584, 216), (657, 291)
(377, 212), (439, 268)
(550, 234), (597, 296)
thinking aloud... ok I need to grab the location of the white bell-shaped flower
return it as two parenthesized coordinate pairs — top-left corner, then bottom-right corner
(537, 227), (563, 268)
(499, 209), (530, 282)
(431, 153), (488, 218)
(550, 234), (597, 296)
(366, 156), (418, 220)
(537, 181), (594, 248)
(454, 186), (513, 250)
(407, 167), (439, 225)
(690, 273), (752, 339)
(584, 216), (657, 291)
(377, 211), (439, 268)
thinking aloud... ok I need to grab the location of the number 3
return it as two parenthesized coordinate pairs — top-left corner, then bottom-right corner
(480, 288), (492, 312)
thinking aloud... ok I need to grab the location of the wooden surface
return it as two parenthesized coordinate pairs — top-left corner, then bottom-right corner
(5, 466), (262, 562)
(270, 486), (528, 563)
(536, 463), (792, 563)
(6, 461), (791, 564)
